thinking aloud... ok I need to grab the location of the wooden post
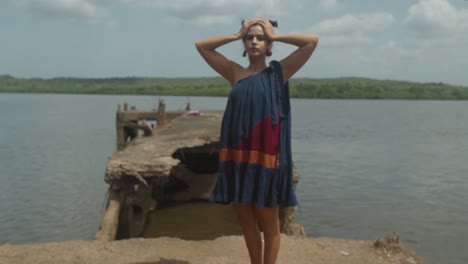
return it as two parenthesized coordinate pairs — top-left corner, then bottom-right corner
(95, 187), (121, 241)
(186, 98), (191, 111)
(158, 99), (166, 127)
(116, 104), (125, 150)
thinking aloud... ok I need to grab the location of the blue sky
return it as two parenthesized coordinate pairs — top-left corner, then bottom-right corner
(1, 0), (468, 85)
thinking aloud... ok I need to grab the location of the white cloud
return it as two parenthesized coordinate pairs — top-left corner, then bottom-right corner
(404, 0), (468, 37)
(12, 0), (304, 25)
(312, 13), (395, 34)
(394, 0), (468, 63)
(120, 0), (303, 25)
(310, 13), (395, 47)
(168, 14), (234, 26)
(314, 0), (468, 85)
(320, 34), (375, 47)
(13, 0), (106, 21)
(105, 19), (119, 30)
(318, 0), (338, 12)
(381, 40), (424, 61)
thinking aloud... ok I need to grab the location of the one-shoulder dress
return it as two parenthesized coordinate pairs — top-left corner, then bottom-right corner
(210, 60), (298, 208)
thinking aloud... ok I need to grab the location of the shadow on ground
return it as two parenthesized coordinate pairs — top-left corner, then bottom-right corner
(130, 259), (191, 264)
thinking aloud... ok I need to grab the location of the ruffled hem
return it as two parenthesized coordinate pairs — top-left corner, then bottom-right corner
(210, 161), (298, 208)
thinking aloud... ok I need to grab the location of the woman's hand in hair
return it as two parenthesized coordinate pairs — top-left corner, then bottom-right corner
(239, 19), (258, 39)
(257, 19), (276, 42)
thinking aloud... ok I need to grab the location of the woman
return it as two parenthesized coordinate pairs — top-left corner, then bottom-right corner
(195, 19), (318, 264)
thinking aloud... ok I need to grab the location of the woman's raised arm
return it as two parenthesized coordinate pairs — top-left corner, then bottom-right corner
(257, 19), (319, 83)
(277, 34), (319, 83)
(195, 19), (257, 84)
(195, 34), (240, 84)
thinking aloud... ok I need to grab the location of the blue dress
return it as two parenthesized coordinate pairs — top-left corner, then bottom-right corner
(210, 60), (298, 208)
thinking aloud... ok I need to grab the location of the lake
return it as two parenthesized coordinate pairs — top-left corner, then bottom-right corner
(0, 93), (467, 264)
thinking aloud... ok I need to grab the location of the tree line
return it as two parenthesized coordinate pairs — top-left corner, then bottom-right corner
(1, 75), (468, 100)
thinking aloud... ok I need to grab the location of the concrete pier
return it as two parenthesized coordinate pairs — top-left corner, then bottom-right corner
(97, 102), (304, 242)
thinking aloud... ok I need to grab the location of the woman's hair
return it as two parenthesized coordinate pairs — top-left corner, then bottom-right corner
(241, 20), (278, 28)
(241, 19), (278, 42)
(241, 20), (278, 57)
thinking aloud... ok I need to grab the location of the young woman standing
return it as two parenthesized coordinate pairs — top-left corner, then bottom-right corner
(196, 18), (319, 264)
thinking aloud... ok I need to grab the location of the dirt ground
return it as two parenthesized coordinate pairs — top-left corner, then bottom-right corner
(0, 234), (423, 264)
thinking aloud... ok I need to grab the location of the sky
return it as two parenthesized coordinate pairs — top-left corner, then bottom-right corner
(1, 0), (468, 86)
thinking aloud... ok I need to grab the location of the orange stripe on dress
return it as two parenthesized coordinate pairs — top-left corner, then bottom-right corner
(220, 148), (280, 169)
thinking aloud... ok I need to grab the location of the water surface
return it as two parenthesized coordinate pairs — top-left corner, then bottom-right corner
(0, 94), (467, 264)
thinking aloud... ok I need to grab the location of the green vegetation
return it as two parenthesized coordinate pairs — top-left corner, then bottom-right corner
(1, 74), (468, 100)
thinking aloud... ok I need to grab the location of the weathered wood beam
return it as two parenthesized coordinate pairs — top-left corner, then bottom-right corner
(95, 188), (121, 241)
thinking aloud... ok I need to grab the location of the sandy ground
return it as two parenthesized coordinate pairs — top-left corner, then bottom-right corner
(0, 235), (423, 264)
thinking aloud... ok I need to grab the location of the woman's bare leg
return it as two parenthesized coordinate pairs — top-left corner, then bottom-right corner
(256, 206), (280, 264)
(232, 203), (263, 264)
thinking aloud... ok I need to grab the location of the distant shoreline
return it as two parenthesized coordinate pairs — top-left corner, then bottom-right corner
(2, 75), (468, 100)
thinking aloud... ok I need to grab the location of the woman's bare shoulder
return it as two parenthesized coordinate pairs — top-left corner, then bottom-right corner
(229, 62), (248, 86)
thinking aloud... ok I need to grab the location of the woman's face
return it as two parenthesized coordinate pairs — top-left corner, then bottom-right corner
(243, 24), (271, 58)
